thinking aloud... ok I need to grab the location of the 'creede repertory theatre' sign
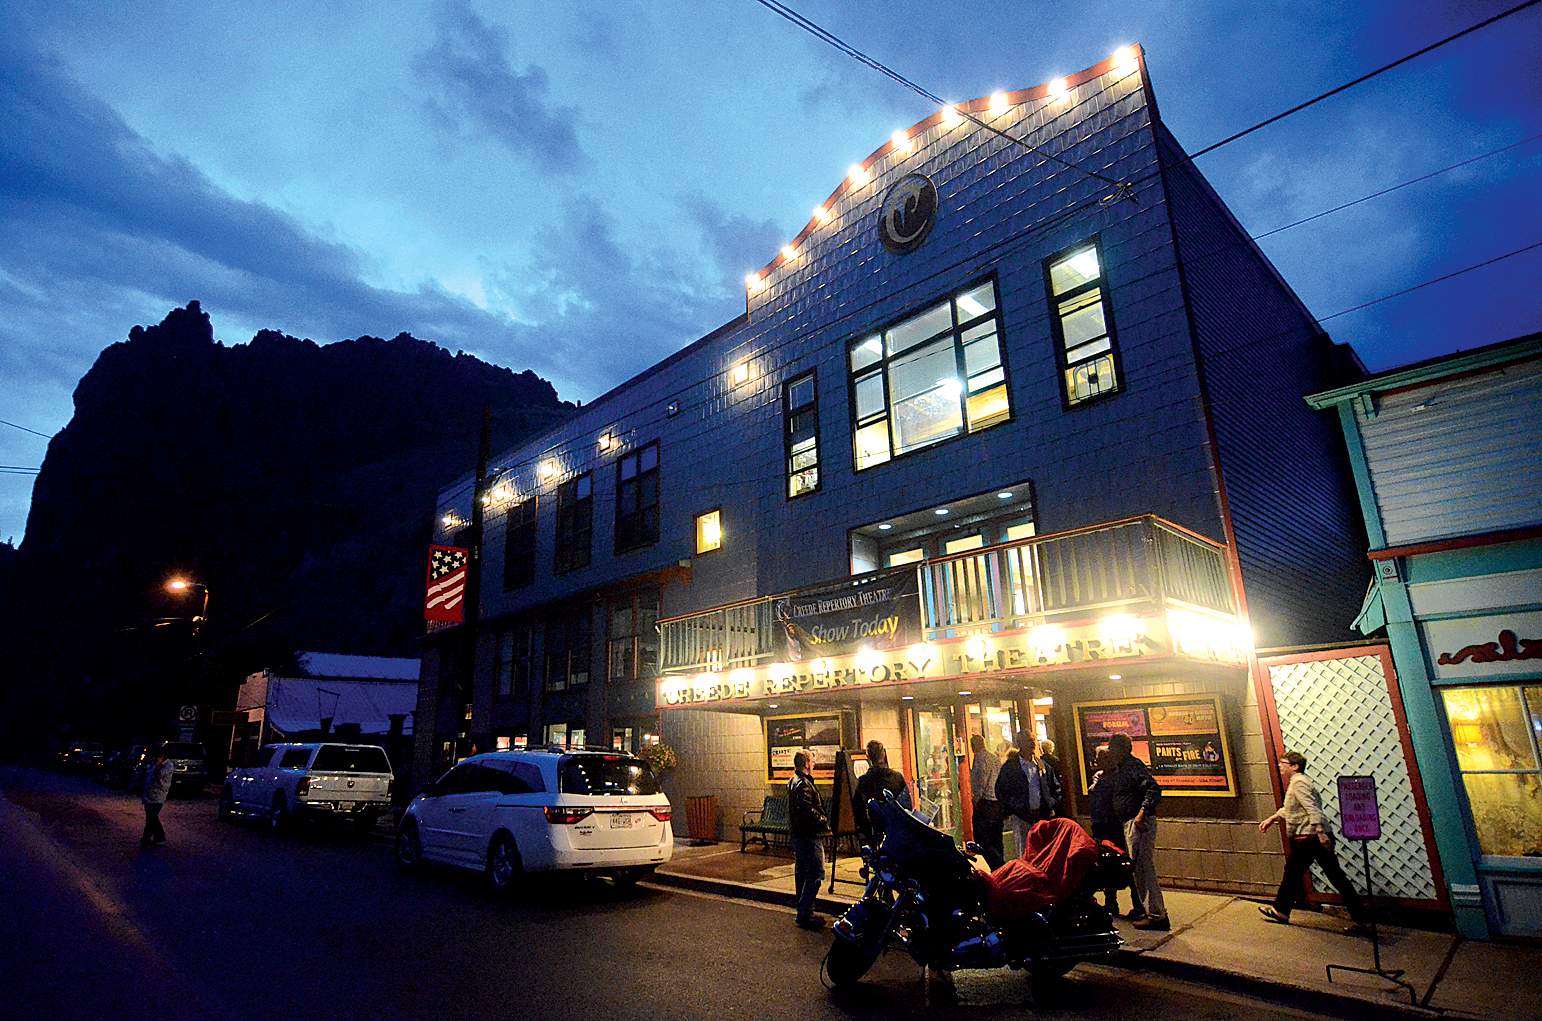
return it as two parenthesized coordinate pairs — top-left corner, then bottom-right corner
(773, 570), (921, 662)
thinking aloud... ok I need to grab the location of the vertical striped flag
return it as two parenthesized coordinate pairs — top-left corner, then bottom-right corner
(424, 545), (469, 623)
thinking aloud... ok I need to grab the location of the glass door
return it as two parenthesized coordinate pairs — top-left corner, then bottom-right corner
(913, 707), (963, 841)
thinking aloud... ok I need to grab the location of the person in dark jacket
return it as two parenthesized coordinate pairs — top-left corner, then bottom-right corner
(1087, 744), (1136, 914)
(788, 750), (829, 929)
(995, 730), (1062, 858)
(1039, 738), (1067, 817)
(1101, 733), (1168, 929)
(852, 740), (910, 847)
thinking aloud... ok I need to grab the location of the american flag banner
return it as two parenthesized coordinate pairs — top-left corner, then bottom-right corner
(424, 545), (470, 623)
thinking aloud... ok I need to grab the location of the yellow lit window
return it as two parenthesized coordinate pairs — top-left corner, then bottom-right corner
(944, 534), (985, 554)
(695, 509), (722, 554)
(1441, 686), (1542, 858)
(886, 548), (924, 567)
(1005, 521), (1037, 542)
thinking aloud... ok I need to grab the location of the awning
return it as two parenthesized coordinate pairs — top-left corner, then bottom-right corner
(1353, 580), (1387, 636)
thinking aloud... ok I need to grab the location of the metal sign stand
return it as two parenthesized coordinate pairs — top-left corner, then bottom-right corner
(1325, 775), (1417, 1006)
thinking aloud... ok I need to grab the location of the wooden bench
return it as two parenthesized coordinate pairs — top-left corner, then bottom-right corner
(740, 794), (791, 852)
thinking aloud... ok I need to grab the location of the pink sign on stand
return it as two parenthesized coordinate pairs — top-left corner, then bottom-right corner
(1337, 775), (1381, 841)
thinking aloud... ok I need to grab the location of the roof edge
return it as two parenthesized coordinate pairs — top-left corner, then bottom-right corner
(1305, 331), (1542, 408)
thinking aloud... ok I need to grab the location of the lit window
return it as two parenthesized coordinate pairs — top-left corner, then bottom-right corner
(849, 279), (1009, 470)
(1046, 241), (1121, 405)
(1442, 686), (1542, 857)
(784, 371), (821, 498)
(1005, 521), (1037, 542)
(944, 534), (985, 554)
(886, 548), (924, 567)
(695, 509), (722, 554)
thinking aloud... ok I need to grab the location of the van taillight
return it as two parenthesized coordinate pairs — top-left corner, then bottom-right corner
(296, 777), (310, 796)
(387, 779), (394, 799)
(544, 806), (593, 825)
(649, 808), (672, 822)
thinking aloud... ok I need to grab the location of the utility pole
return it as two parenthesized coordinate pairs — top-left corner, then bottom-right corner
(459, 404), (492, 757)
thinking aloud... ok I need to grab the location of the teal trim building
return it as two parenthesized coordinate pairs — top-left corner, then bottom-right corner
(1308, 332), (1542, 939)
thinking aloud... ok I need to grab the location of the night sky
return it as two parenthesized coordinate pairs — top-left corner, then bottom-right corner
(2, 0), (1539, 540)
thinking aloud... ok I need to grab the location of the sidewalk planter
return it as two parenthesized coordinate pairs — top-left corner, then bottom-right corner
(686, 795), (718, 843)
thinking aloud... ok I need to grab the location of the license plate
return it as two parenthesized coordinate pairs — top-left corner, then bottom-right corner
(610, 813), (638, 829)
(337, 801), (356, 811)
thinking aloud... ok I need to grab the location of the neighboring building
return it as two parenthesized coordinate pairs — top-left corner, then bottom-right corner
(227, 652), (419, 775)
(1308, 332), (1542, 939)
(416, 45), (1370, 897)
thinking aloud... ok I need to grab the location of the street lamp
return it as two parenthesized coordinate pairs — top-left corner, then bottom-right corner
(166, 577), (210, 637)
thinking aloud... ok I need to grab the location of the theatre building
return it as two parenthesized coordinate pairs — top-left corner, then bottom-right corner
(415, 45), (1375, 898)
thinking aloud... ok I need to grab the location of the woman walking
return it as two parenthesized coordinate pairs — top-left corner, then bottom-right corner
(1258, 751), (1369, 932)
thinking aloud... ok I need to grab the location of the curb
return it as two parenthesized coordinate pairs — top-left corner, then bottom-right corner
(648, 868), (1445, 1019)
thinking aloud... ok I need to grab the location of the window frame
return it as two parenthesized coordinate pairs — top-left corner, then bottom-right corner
(694, 507), (723, 556)
(495, 622), (536, 699)
(545, 603), (592, 693)
(553, 472), (593, 574)
(783, 370), (822, 499)
(846, 275), (1012, 472)
(607, 589), (660, 684)
(614, 441), (661, 554)
(1042, 235), (1123, 409)
(501, 496), (538, 591)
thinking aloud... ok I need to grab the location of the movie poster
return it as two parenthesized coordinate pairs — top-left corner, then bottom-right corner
(1073, 695), (1235, 797)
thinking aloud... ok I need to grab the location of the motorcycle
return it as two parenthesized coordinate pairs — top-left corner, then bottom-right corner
(825, 794), (1133, 993)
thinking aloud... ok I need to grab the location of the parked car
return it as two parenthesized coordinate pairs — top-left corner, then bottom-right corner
(159, 741), (209, 794)
(100, 744), (149, 788)
(395, 749), (673, 894)
(56, 741), (106, 773)
(220, 742), (393, 832)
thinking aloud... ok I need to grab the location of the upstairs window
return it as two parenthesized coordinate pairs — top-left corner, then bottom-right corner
(495, 623), (536, 698)
(1046, 240), (1121, 406)
(545, 605), (591, 692)
(784, 371), (821, 498)
(502, 498), (537, 590)
(849, 279), (1009, 471)
(615, 442), (660, 553)
(695, 509), (722, 554)
(608, 589), (659, 683)
(554, 473), (593, 574)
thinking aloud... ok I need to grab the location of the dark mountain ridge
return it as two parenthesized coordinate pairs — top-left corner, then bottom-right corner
(2, 301), (570, 748)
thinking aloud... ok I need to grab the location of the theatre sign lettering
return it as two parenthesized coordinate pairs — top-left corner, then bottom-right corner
(658, 607), (1248, 708)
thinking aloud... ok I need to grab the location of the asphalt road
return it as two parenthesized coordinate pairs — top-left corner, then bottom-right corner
(1, 768), (1353, 1021)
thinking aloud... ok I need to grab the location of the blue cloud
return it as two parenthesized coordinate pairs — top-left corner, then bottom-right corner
(414, 0), (587, 172)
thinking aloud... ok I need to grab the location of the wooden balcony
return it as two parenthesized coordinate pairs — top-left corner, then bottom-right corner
(658, 515), (1235, 674)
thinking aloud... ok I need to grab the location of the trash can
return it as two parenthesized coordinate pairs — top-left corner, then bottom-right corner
(686, 795), (718, 844)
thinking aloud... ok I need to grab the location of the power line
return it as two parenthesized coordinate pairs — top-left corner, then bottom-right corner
(0, 418), (54, 440)
(750, 0), (1128, 190)
(1189, 0), (1542, 159)
(1319, 239), (1542, 321)
(1252, 132), (1542, 240)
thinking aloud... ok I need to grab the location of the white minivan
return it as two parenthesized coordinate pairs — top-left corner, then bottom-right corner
(396, 749), (672, 892)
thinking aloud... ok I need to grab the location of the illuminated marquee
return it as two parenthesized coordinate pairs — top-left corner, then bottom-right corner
(658, 608), (1248, 708)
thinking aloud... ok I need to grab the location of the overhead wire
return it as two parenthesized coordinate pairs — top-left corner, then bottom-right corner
(0, 418), (55, 440)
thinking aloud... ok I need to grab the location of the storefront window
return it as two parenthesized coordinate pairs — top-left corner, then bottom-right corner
(849, 279), (1009, 470)
(1442, 685), (1542, 858)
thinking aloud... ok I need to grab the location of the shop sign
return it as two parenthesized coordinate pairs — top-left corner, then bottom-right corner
(765, 713), (844, 782)
(773, 569), (921, 661)
(878, 173), (937, 254)
(1423, 610), (1542, 680)
(1071, 694), (1237, 798)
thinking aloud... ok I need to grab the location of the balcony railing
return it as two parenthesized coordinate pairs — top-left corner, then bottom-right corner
(658, 515), (1234, 674)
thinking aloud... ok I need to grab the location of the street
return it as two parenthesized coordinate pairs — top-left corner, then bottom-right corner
(0, 768), (1387, 1021)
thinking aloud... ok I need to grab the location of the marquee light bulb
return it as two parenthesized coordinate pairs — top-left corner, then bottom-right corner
(941, 104), (962, 126)
(813, 204), (831, 224)
(1049, 77), (1068, 99)
(781, 244), (797, 262)
(891, 129), (911, 153)
(1113, 46), (1137, 72)
(847, 164), (870, 186)
(988, 91), (1008, 114)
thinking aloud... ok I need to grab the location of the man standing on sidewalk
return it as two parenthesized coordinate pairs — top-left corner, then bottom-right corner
(788, 750), (829, 930)
(1258, 751), (1370, 932)
(1103, 733), (1168, 930)
(140, 745), (174, 848)
(968, 734), (1004, 868)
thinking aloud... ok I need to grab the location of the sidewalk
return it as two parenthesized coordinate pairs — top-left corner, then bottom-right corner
(655, 840), (1540, 1020)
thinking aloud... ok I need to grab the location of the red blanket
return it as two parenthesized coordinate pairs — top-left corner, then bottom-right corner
(983, 818), (1098, 921)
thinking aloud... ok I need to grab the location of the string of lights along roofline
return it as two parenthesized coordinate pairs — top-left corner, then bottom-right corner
(444, 120), (1542, 513)
(742, 0), (1542, 297)
(445, 234), (1542, 522)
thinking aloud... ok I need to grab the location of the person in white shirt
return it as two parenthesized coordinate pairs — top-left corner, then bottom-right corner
(1258, 750), (1369, 930)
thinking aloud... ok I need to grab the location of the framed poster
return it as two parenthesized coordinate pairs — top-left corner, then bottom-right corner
(1072, 694), (1237, 797)
(765, 712), (845, 782)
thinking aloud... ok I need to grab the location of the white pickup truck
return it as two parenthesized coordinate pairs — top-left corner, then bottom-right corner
(220, 742), (394, 832)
